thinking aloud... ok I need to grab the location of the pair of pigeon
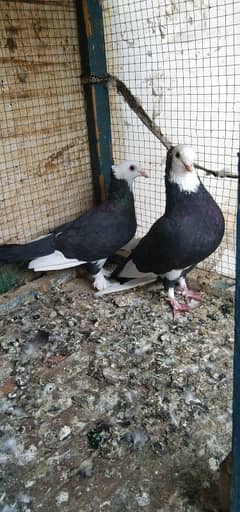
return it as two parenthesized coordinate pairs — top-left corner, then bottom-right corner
(0, 145), (225, 317)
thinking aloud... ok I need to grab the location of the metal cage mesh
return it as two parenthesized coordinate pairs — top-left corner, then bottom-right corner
(103, 0), (240, 278)
(0, 0), (93, 244)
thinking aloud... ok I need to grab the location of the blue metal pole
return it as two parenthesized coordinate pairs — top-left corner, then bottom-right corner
(231, 151), (240, 511)
(75, 0), (113, 204)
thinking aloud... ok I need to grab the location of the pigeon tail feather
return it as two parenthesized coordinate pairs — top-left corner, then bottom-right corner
(28, 250), (86, 271)
(0, 234), (55, 263)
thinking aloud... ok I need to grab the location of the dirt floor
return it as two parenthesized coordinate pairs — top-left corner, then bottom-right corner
(0, 268), (234, 512)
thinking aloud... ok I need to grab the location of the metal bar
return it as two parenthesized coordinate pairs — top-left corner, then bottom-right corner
(75, 0), (113, 203)
(231, 151), (240, 511)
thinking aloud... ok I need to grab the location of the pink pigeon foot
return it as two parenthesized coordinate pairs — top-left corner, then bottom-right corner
(182, 288), (202, 304)
(170, 298), (192, 320)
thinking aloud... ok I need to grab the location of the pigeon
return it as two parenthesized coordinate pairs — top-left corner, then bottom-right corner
(98, 144), (225, 318)
(0, 161), (147, 291)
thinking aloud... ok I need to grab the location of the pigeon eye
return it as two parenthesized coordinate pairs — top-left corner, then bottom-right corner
(176, 152), (180, 158)
(129, 165), (135, 171)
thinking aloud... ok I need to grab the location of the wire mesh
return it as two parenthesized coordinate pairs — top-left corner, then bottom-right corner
(103, 0), (240, 278)
(0, 0), (93, 244)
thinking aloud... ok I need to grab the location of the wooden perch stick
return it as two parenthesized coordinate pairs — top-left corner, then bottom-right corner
(81, 74), (238, 179)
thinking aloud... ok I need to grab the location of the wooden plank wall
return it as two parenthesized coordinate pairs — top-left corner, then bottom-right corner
(0, 0), (93, 243)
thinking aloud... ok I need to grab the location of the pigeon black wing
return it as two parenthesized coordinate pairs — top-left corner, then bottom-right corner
(55, 205), (136, 262)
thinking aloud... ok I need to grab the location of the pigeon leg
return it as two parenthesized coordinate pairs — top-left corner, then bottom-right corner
(178, 277), (202, 304)
(87, 259), (110, 291)
(93, 269), (110, 291)
(168, 287), (192, 319)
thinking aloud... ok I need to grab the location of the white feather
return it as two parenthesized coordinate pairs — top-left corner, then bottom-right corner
(28, 250), (86, 271)
(95, 276), (157, 297)
(169, 145), (200, 193)
(93, 269), (110, 291)
(169, 169), (200, 193)
(30, 233), (53, 241)
(159, 266), (190, 281)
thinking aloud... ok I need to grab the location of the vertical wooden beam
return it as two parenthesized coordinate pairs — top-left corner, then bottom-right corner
(231, 151), (240, 511)
(75, 0), (113, 203)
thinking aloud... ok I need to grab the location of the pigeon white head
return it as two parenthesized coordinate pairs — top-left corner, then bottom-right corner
(168, 144), (200, 193)
(112, 161), (148, 189)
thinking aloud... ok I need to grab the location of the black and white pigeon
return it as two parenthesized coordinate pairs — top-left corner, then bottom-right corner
(98, 144), (225, 318)
(0, 161), (147, 291)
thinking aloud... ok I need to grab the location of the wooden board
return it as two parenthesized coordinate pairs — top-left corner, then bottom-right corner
(0, 0), (93, 243)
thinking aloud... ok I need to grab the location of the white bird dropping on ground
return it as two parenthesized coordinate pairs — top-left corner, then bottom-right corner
(0, 161), (147, 291)
(99, 145), (225, 318)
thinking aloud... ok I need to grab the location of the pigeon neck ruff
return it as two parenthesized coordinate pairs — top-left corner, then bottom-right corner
(168, 167), (200, 194)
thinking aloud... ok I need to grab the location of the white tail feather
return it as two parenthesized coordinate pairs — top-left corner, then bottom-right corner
(95, 276), (157, 297)
(28, 250), (86, 271)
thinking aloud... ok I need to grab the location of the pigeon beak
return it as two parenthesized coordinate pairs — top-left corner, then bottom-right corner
(140, 169), (148, 177)
(184, 163), (193, 172)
